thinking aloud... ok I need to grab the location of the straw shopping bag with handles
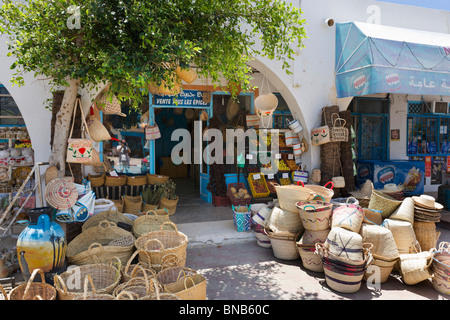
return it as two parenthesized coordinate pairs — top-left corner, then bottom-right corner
(311, 110), (330, 146)
(66, 98), (93, 164)
(330, 113), (349, 142)
(8, 269), (56, 300)
(86, 106), (111, 142)
(145, 124), (161, 140)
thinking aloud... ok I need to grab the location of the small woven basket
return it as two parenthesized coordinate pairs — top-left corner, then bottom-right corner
(81, 209), (134, 232)
(121, 250), (157, 284)
(147, 174), (169, 185)
(159, 196), (179, 215)
(132, 210), (171, 238)
(105, 175), (127, 187)
(123, 195), (143, 215)
(413, 221), (441, 252)
(330, 113), (349, 142)
(88, 173), (105, 188)
(126, 175), (147, 186)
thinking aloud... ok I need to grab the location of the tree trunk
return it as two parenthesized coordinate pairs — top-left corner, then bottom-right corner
(49, 79), (80, 177)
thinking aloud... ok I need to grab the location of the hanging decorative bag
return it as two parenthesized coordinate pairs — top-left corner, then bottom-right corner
(311, 109), (330, 146)
(97, 92), (126, 117)
(330, 113), (349, 142)
(331, 197), (364, 233)
(66, 98), (94, 164)
(293, 165), (309, 184)
(331, 144), (345, 188)
(145, 124), (161, 140)
(285, 130), (300, 146)
(246, 114), (261, 128)
(286, 118), (303, 134)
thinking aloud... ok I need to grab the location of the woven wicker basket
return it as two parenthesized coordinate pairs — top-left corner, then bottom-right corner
(363, 257), (397, 284)
(296, 241), (324, 272)
(331, 203), (364, 233)
(142, 202), (158, 213)
(72, 276), (135, 300)
(324, 227), (364, 262)
(123, 195), (143, 214)
(398, 248), (435, 285)
(54, 258), (121, 300)
(266, 206), (304, 234)
(296, 200), (333, 231)
(121, 249), (156, 284)
(9, 269), (56, 300)
(304, 183), (335, 202)
(368, 190), (402, 218)
(111, 198), (124, 213)
(147, 173), (169, 185)
(330, 113), (349, 142)
(81, 209), (134, 232)
(126, 175), (147, 186)
(159, 196), (179, 215)
(164, 274), (207, 300)
(105, 175), (127, 187)
(88, 173), (105, 188)
(132, 210), (171, 238)
(66, 220), (135, 265)
(266, 230), (302, 260)
(135, 222), (188, 267)
(113, 268), (161, 299)
(382, 219), (417, 254)
(413, 221), (441, 252)
(156, 266), (197, 291)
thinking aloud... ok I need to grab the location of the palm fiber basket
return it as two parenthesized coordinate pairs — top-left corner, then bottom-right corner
(135, 222), (188, 267)
(113, 267), (162, 299)
(9, 269), (56, 300)
(105, 175), (127, 187)
(368, 189), (402, 218)
(296, 199), (333, 231)
(126, 175), (147, 186)
(413, 221), (441, 252)
(156, 266), (198, 291)
(296, 238), (324, 272)
(164, 274), (207, 300)
(54, 257), (121, 300)
(88, 173), (105, 188)
(159, 196), (179, 215)
(265, 229), (302, 260)
(123, 195), (143, 214)
(66, 220), (135, 265)
(72, 276), (135, 300)
(81, 209), (134, 232)
(132, 210), (172, 238)
(147, 173), (169, 185)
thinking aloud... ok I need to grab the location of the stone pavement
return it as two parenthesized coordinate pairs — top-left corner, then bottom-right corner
(179, 219), (450, 301)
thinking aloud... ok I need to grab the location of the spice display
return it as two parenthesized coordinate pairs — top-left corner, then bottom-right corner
(248, 173), (270, 198)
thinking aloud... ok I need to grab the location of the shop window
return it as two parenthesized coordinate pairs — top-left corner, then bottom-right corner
(102, 96), (149, 175)
(350, 97), (389, 161)
(407, 101), (450, 156)
(0, 85), (25, 126)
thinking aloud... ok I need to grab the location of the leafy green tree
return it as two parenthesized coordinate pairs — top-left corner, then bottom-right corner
(0, 0), (306, 174)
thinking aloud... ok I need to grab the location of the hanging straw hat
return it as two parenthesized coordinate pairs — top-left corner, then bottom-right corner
(44, 165), (58, 184)
(97, 93), (126, 117)
(175, 66), (197, 84)
(381, 183), (403, 193)
(226, 98), (240, 121)
(45, 178), (78, 210)
(412, 194), (443, 210)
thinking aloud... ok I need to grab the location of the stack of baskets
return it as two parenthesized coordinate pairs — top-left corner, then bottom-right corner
(232, 205), (252, 232)
(250, 204), (273, 248)
(295, 197), (333, 272)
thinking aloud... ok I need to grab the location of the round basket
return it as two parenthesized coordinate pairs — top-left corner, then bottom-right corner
(66, 220), (135, 265)
(123, 195), (143, 215)
(432, 273), (450, 296)
(88, 173), (105, 188)
(301, 229), (330, 245)
(296, 200), (333, 231)
(160, 196), (179, 215)
(147, 174), (169, 185)
(368, 190), (402, 218)
(316, 243), (373, 294)
(72, 277), (135, 300)
(413, 221), (441, 252)
(105, 175), (127, 187)
(296, 239), (323, 272)
(398, 248), (435, 285)
(111, 198), (124, 213)
(54, 258), (121, 300)
(360, 223), (399, 261)
(9, 269), (56, 300)
(113, 269), (161, 299)
(266, 206), (304, 234)
(126, 175), (147, 186)
(363, 257), (397, 284)
(331, 202), (364, 233)
(274, 183), (316, 213)
(324, 227), (364, 262)
(81, 209), (134, 232)
(132, 210), (171, 238)
(266, 230), (302, 260)
(135, 222), (188, 267)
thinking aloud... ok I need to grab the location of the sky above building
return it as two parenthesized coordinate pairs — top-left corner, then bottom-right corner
(376, 0), (450, 11)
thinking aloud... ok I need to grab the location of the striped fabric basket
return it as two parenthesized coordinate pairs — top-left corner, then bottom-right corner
(297, 238), (323, 272)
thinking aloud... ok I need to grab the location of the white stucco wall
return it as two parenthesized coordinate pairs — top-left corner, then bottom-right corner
(1, 0), (450, 192)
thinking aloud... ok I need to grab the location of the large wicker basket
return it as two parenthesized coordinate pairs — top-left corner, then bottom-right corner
(54, 257), (121, 300)
(88, 173), (105, 188)
(135, 222), (188, 267)
(147, 174), (169, 185)
(126, 175), (148, 186)
(105, 175), (127, 187)
(66, 220), (135, 265)
(81, 209), (134, 232)
(123, 195), (143, 214)
(368, 190), (402, 218)
(132, 210), (172, 238)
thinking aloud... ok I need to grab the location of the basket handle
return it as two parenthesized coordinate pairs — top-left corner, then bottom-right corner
(303, 205), (316, 211)
(296, 180), (305, 187)
(144, 238), (165, 251)
(53, 275), (68, 294)
(346, 196), (358, 206)
(107, 256), (122, 281)
(183, 276), (196, 291)
(313, 195), (325, 202)
(23, 268), (46, 300)
(0, 283), (9, 301)
(82, 274), (97, 300)
(324, 181), (334, 190)
(115, 290), (136, 300)
(98, 220), (116, 229)
(438, 241), (450, 253)
(88, 242), (104, 254)
(124, 249), (143, 274)
(160, 221), (179, 234)
(160, 253), (180, 271)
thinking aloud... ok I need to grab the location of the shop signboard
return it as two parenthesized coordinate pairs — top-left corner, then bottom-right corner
(356, 160), (425, 196)
(153, 90), (210, 108)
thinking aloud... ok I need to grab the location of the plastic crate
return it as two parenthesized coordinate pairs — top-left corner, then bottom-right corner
(212, 194), (231, 207)
(227, 183), (252, 206)
(248, 173), (271, 198)
(276, 172), (293, 186)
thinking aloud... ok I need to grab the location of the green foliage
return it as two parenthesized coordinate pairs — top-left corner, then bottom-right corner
(0, 0), (306, 105)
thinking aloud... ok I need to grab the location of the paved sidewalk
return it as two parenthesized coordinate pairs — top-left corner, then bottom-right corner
(183, 224), (450, 300)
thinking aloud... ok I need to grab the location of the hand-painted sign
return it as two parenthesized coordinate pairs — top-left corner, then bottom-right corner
(153, 90), (210, 107)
